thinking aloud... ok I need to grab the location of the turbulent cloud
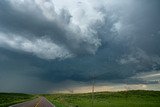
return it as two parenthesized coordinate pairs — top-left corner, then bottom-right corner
(0, 32), (73, 59)
(0, 0), (103, 59)
(0, 0), (160, 93)
(0, 0), (160, 60)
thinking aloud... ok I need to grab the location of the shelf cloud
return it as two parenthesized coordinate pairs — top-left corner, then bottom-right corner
(0, 0), (160, 93)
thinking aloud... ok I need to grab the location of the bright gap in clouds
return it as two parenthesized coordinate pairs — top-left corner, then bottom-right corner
(133, 71), (160, 82)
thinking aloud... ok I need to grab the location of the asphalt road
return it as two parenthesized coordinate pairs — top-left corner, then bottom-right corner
(10, 97), (55, 107)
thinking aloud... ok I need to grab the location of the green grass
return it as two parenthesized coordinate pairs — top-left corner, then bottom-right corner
(44, 90), (160, 107)
(0, 90), (160, 107)
(0, 93), (35, 107)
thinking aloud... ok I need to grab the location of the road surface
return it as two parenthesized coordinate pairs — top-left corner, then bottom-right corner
(10, 97), (55, 107)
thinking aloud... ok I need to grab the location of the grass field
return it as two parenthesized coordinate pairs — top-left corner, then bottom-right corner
(0, 93), (35, 107)
(0, 90), (160, 107)
(44, 90), (160, 107)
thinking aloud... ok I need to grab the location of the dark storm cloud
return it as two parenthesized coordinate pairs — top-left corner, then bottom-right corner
(0, 0), (101, 59)
(0, 0), (160, 93)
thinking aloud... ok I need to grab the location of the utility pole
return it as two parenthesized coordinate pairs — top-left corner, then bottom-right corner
(91, 73), (95, 107)
(125, 80), (129, 105)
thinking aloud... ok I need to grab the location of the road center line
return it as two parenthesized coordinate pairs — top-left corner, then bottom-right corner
(34, 98), (42, 107)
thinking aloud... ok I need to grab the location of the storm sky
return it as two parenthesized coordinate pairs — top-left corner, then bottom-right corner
(0, 0), (160, 93)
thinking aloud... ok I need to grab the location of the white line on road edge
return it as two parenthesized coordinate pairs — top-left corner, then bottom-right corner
(45, 98), (56, 107)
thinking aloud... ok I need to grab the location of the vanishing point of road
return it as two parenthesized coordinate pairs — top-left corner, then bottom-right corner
(9, 97), (55, 107)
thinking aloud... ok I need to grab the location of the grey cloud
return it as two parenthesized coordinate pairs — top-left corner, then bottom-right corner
(0, 0), (160, 93)
(0, 0), (102, 59)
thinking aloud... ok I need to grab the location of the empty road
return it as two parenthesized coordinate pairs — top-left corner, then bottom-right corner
(10, 97), (55, 107)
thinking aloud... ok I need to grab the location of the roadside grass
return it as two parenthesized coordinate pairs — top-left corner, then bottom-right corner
(0, 93), (35, 107)
(0, 90), (159, 107)
(44, 90), (160, 107)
